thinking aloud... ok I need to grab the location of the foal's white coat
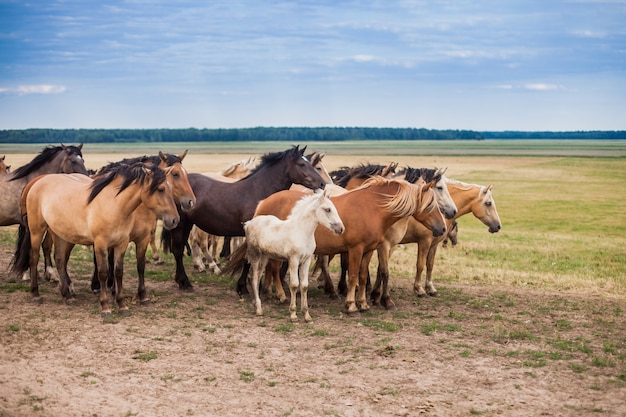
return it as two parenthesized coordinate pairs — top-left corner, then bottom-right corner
(244, 189), (344, 322)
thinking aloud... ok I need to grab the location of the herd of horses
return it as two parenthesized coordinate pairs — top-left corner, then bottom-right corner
(1, 144), (502, 322)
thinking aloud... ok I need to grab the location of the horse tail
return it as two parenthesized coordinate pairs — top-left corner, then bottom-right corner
(219, 241), (248, 277)
(161, 228), (172, 254)
(10, 223), (32, 277)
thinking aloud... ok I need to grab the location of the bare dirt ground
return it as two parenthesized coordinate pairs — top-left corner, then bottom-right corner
(1, 244), (624, 417)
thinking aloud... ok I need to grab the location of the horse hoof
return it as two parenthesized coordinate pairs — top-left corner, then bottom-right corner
(428, 292), (439, 297)
(101, 311), (113, 320)
(384, 304), (398, 311)
(139, 299), (152, 306)
(66, 298), (77, 306)
(32, 297), (43, 305)
(416, 293), (427, 298)
(119, 309), (131, 317)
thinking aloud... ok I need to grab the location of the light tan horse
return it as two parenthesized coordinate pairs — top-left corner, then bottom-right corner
(371, 178), (502, 303)
(11, 163), (180, 319)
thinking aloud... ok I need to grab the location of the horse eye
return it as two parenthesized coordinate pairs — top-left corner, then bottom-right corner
(485, 201), (492, 206)
(173, 172), (179, 178)
(325, 208), (331, 213)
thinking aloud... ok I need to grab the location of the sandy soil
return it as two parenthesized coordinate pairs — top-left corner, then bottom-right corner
(0, 246), (624, 417)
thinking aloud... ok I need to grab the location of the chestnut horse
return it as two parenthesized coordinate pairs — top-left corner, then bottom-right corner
(161, 145), (327, 290)
(226, 176), (446, 314)
(11, 163), (180, 318)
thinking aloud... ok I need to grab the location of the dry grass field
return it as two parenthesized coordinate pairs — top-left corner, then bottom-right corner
(0, 143), (624, 416)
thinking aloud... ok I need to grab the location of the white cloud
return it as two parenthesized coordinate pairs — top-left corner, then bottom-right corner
(0, 85), (67, 95)
(523, 83), (563, 91)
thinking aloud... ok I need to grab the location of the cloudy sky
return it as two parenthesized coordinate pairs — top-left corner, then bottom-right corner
(1, 0), (625, 131)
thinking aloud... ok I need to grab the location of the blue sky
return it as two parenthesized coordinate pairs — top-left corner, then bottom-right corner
(1, 0), (625, 131)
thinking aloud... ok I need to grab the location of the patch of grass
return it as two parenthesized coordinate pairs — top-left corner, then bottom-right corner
(133, 350), (158, 361)
(239, 370), (255, 383)
(6, 324), (20, 332)
(358, 319), (400, 332)
(273, 323), (295, 333)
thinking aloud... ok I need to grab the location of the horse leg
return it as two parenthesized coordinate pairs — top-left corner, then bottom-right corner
(171, 223), (194, 290)
(52, 237), (76, 303)
(201, 234), (221, 274)
(219, 236), (232, 258)
(424, 243), (440, 296)
(413, 242), (429, 297)
(94, 246), (112, 318)
(42, 231), (60, 284)
(373, 242), (397, 310)
(113, 244), (130, 317)
(236, 261), (251, 296)
(266, 260), (287, 303)
(287, 259), (300, 322)
(135, 236), (151, 305)
(344, 249), (364, 314)
(317, 255), (338, 299)
(356, 250), (374, 312)
(149, 224), (163, 264)
(249, 254), (267, 316)
(190, 229), (207, 272)
(27, 230), (45, 302)
(338, 252), (349, 297)
(298, 256), (313, 322)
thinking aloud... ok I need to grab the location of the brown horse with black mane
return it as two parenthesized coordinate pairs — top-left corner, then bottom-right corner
(161, 145), (327, 291)
(89, 151), (196, 302)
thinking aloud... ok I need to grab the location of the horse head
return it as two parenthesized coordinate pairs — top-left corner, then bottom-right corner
(286, 145), (326, 191)
(60, 143), (88, 175)
(158, 150), (196, 211)
(479, 184), (502, 233)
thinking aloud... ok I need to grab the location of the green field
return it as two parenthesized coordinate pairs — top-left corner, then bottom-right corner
(1, 140), (625, 296)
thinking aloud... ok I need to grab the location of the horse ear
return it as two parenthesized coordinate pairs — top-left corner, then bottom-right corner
(299, 145), (307, 155)
(159, 151), (168, 163)
(423, 180), (435, 191)
(78, 143), (83, 150)
(178, 150), (188, 161)
(1, 155), (4, 161)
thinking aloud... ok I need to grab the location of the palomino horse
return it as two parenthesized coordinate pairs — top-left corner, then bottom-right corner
(161, 145), (327, 290)
(244, 189), (344, 322)
(89, 151), (196, 302)
(11, 163), (180, 318)
(378, 179), (501, 300)
(227, 176), (446, 314)
(0, 155), (10, 174)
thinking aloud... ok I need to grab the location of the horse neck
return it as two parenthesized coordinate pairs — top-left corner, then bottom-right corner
(242, 162), (294, 194)
(21, 152), (68, 181)
(98, 177), (145, 214)
(448, 183), (481, 218)
(287, 197), (323, 235)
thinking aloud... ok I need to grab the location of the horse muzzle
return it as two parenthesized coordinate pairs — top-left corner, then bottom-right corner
(332, 223), (345, 235)
(162, 215), (180, 230)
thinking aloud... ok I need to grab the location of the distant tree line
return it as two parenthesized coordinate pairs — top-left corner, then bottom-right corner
(0, 127), (624, 143)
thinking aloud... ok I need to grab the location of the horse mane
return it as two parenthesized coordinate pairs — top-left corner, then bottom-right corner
(11, 145), (84, 180)
(88, 163), (166, 203)
(397, 167), (446, 184)
(286, 192), (321, 221)
(332, 163), (398, 188)
(242, 145), (305, 180)
(357, 176), (438, 218)
(96, 153), (182, 175)
(445, 177), (483, 191)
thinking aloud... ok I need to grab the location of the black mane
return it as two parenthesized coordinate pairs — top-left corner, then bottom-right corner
(397, 167), (445, 184)
(332, 163), (396, 188)
(96, 153), (182, 175)
(88, 163), (166, 203)
(242, 145), (305, 179)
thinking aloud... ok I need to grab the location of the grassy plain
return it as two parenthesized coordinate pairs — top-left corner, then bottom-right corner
(1, 140), (625, 296)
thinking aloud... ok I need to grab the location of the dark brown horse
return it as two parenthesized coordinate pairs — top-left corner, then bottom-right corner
(161, 145), (327, 290)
